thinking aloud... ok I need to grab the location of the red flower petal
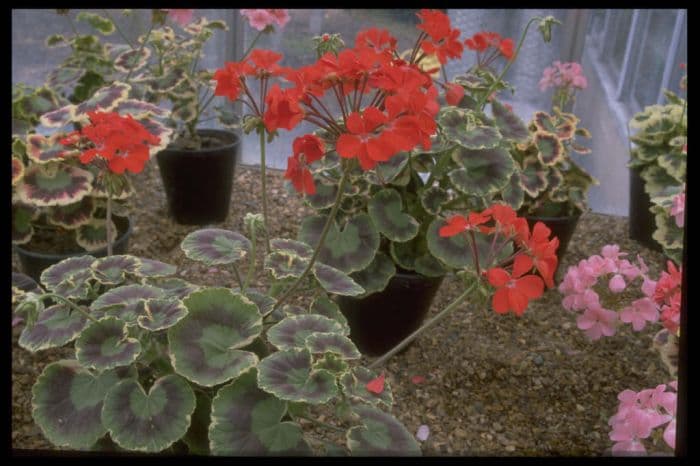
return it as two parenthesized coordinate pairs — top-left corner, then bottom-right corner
(411, 375), (426, 384)
(487, 267), (510, 288)
(336, 134), (361, 158)
(515, 275), (545, 299)
(512, 254), (534, 278)
(439, 214), (468, 237)
(492, 287), (510, 314)
(366, 373), (385, 394)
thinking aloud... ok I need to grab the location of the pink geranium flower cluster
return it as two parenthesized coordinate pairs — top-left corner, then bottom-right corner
(539, 60), (588, 92)
(240, 9), (290, 31)
(608, 382), (677, 455)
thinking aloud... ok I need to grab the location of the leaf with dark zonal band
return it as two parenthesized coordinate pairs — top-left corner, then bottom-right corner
(47, 196), (96, 229)
(350, 252), (396, 297)
(17, 164), (94, 207)
(137, 298), (188, 332)
(90, 170), (134, 200)
(26, 133), (73, 164)
(340, 366), (394, 409)
(12, 157), (24, 186)
(426, 217), (491, 269)
(270, 238), (313, 259)
(501, 171), (525, 210)
(181, 229), (251, 266)
(113, 48), (151, 73)
(313, 263), (365, 296)
(282, 305), (306, 317)
(520, 158), (548, 197)
(19, 304), (88, 352)
(347, 405), (421, 456)
(439, 108), (499, 149)
(257, 348), (338, 404)
(32, 360), (133, 449)
(414, 253), (448, 278)
(209, 368), (311, 456)
(148, 277), (200, 300)
(450, 145), (515, 196)
(305, 180), (338, 210)
(75, 317), (141, 371)
(136, 117), (173, 152)
(76, 218), (117, 252)
(90, 284), (164, 323)
(657, 152), (686, 182)
(135, 258), (177, 278)
(314, 353), (349, 374)
(305, 332), (361, 359)
(41, 255), (96, 290)
(39, 105), (76, 128)
(309, 296), (349, 331)
(91, 255), (141, 285)
(74, 82), (130, 117)
(366, 152), (410, 185)
(234, 288), (276, 317)
(101, 374), (195, 453)
(12, 203), (37, 245)
(546, 168), (564, 192)
(420, 186), (449, 215)
(491, 99), (529, 142)
(368, 188), (419, 242)
(114, 98), (168, 119)
(299, 214), (379, 274)
(265, 251), (307, 280)
(268, 315), (348, 351)
(534, 132), (564, 165)
(532, 111), (557, 133)
(168, 288), (261, 387)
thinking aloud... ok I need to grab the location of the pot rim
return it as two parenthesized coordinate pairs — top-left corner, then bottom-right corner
(522, 212), (583, 222)
(13, 215), (133, 260)
(163, 128), (241, 154)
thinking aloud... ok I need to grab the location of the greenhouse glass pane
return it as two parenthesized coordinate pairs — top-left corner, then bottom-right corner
(605, 9), (634, 75)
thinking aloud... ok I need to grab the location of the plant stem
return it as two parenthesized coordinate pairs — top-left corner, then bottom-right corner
(271, 167), (350, 312)
(231, 264), (244, 290)
(477, 17), (540, 111)
(240, 29), (264, 61)
(243, 216), (257, 294)
(40, 294), (99, 323)
(259, 130), (271, 254)
(106, 181), (113, 256)
(368, 282), (477, 369)
(103, 10), (134, 48)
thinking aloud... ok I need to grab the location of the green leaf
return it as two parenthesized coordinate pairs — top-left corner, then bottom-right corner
(267, 315), (348, 351)
(305, 332), (361, 359)
(426, 217), (491, 269)
(12, 203), (36, 245)
(135, 258), (178, 278)
(47, 197), (96, 229)
(501, 171), (524, 210)
(209, 368), (311, 455)
(148, 277), (200, 300)
(534, 132), (564, 165)
(40, 255), (96, 290)
(270, 238), (313, 259)
(420, 186), (449, 215)
(265, 252), (307, 280)
(312, 263), (365, 296)
(349, 252), (396, 297)
(450, 145), (516, 196)
(347, 405), (421, 456)
(305, 180), (338, 209)
(257, 348), (338, 404)
(75, 317), (141, 371)
(368, 188), (419, 242)
(520, 158), (548, 198)
(181, 228), (252, 266)
(439, 108), (502, 149)
(90, 284), (165, 324)
(76, 219), (117, 252)
(76, 12), (115, 35)
(101, 375), (196, 453)
(19, 304), (88, 352)
(168, 288), (261, 387)
(74, 82), (131, 117)
(308, 296), (349, 331)
(137, 298), (188, 332)
(17, 164), (94, 207)
(339, 367), (393, 409)
(657, 151), (686, 182)
(491, 99), (529, 142)
(91, 255), (140, 285)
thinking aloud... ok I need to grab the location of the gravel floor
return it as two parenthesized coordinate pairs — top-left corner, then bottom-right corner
(12, 161), (674, 455)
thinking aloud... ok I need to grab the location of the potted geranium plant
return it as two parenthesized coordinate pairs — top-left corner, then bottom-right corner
(12, 81), (171, 282)
(503, 60), (598, 273)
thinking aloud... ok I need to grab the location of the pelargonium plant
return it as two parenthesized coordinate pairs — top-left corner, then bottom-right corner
(558, 245), (682, 456)
(11, 215), (423, 456)
(12, 82), (171, 255)
(505, 61), (597, 218)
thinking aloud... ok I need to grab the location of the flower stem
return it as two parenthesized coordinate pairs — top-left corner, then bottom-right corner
(271, 166), (349, 312)
(243, 225), (257, 293)
(368, 282), (477, 369)
(231, 264), (244, 290)
(259, 130), (271, 254)
(40, 294), (99, 323)
(106, 181), (113, 257)
(103, 10), (134, 48)
(477, 17), (540, 111)
(240, 29), (264, 61)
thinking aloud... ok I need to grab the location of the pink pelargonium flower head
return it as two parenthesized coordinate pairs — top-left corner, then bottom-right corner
(670, 191), (685, 228)
(269, 9), (290, 27)
(577, 306), (618, 340)
(539, 60), (588, 92)
(165, 9), (194, 26)
(240, 9), (289, 31)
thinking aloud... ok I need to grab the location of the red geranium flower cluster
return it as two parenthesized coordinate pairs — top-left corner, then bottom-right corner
(654, 261), (682, 333)
(416, 9), (464, 64)
(464, 31), (515, 68)
(439, 204), (559, 316)
(284, 134), (325, 195)
(60, 111), (160, 174)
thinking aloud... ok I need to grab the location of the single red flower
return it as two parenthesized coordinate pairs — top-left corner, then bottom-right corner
(653, 261), (682, 305)
(284, 154), (315, 195)
(263, 84), (304, 132)
(366, 372), (385, 394)
(445, 82), (465, 106)
(336, 107), (393, 170)
(247, 49), (284, 77)
(292, 134), (325, 164)
(523, 222), (559, 288)
(416, 9), (452, 42)
(439, 212), (491, 237)
(213, 61), (253, 102)
(499, 38), (515, 60)
(487, 255), (544, 316)
(355, 28), (397, 54)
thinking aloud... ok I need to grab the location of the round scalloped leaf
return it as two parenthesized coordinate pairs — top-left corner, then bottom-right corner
(299, 214), (379, 274)
(368, 188), (419, 243)
(546, 168), (564, 192)
(74, 82), (131, 118)
(257, 348), (338, 404)
(181, 228), (252, 266)
(75, 317), (141, 371)
(570, 142), (592, 154)
(309, 296), (349, 331)
(12, 157), (24, 185)
(501, 171), (525, 210)
(534, 132), (564, 166)
(47, 196), (96, 229)
(532, 111), (557, 133)
(39, 105), (76, 128)
(365, 151), (410, 185)
(426, 217), (491, 269)
(76, 12), (115, 34)
(313, 263), (365, 296)
(652, 208), (683, 251)
(76, 218), (117, 252)
(349, 252), (396, 298)
(305, 180), (338, 209)
(265, 251), (307, 280)
(640, 165), (679, 198)
(283, 305), (306, 317)
(17, 164), (94, 207)
(168, 288), (261, 387)
(113, 48), (151, 73)
(26, 133), (72, 164)
(239, 289), (276, 317)
(135, 258), (177, 278)
(148, 277), (200, 300)
(101, 374), (196, 453)
(268, 315), (348, 351)
(657, 152), (686, 182)
(91, 255), (141, 285)
(147, 67), (186, 94)
(137, 298), (188, 332)
(12, 203), (36, 245)
(491, 99), (529, 142)
(40, 255), (96, 289)
(305, 332), (361, 359)
(19, 304), (88, 352)
(520, 158), (548, 197)
(90, 284), (164, 323)
(171, 98), (199, 124)
(12, 271), (41, 293)
(339, 367), (393, 409)
(420, 186), (449, 215)
(114, 98), (168, 118)
(414, 253), (448, 278)
(136, 116), (173, 153)
(389, 235), (420, 271)
(209, 368), (311, 455)
(450, 145), (515, 196)
(347, 405), (421, 456)
(32, 360), (132, 449)
(90, 171), (134, 200)
(313, 353), (349, 374)
(270, 238), (313, 260)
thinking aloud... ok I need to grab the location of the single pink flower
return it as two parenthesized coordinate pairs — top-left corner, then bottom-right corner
(577, 306), (618, 340)
(620, 298), (659, 331)
(269, 9), (290, 28)
(241, 9), (275, 31)
(670, 191), (685, 228)
(165, 9), (194, 26)
(663, 418), (676, 449)
(608, 274), (627, 293)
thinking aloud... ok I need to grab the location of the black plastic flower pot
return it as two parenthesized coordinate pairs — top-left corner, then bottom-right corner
(629, 168), (663, 252)
(335, 271), (444, 357)
(523, 212), (581, 277)
(156, 129), (239, 225)
(13, 215), (133, 283)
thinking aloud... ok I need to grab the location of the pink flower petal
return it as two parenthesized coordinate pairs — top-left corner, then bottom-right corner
(416, 424), (430, 441)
